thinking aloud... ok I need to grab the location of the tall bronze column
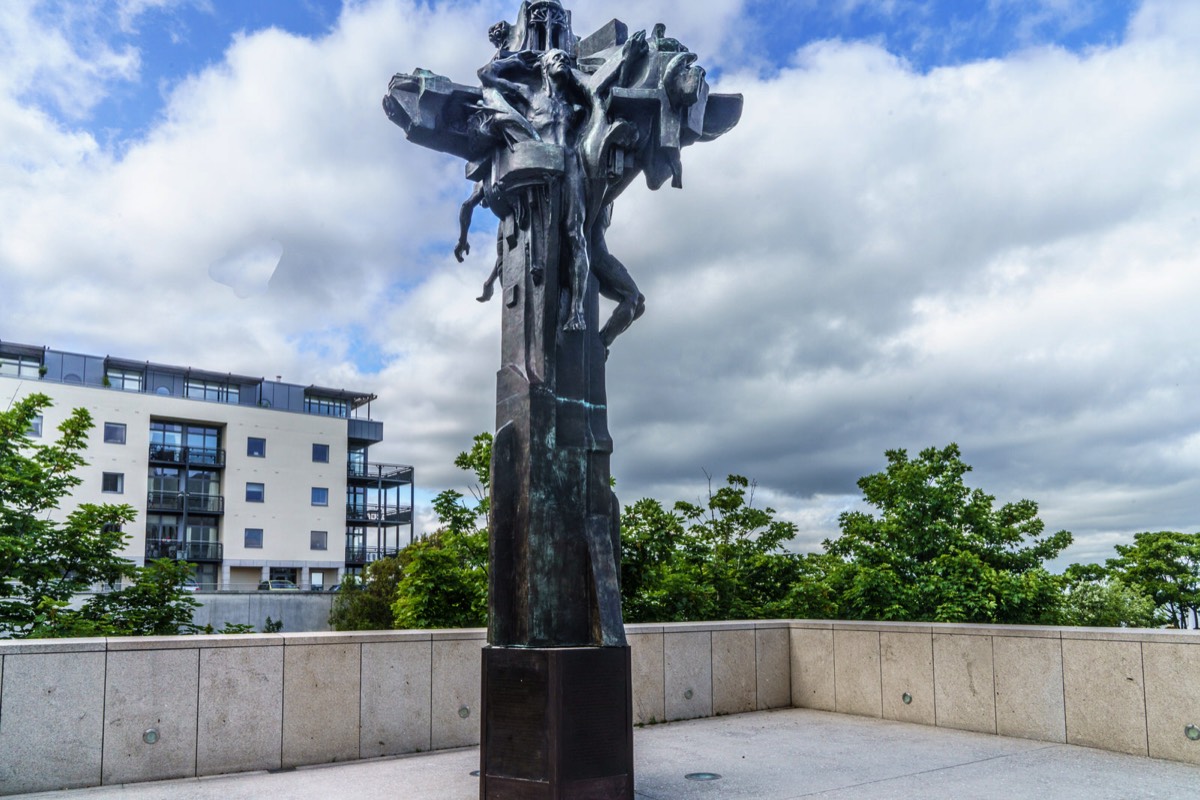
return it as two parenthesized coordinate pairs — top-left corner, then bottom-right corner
(383, 5), (741, 797)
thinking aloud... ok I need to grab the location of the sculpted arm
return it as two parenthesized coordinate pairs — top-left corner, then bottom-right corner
(456, 182), (487, 262)
(478, 52), (538, 101)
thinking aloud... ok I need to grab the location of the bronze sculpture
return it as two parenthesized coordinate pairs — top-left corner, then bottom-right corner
(384, 3), (740, 796)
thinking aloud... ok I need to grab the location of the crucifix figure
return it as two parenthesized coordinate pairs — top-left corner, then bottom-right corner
(383, 4), (740, 797)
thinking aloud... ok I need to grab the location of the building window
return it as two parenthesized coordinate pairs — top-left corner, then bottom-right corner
(103, 422), (127, 444)
(0, 354), (40, 378)
(304, 396), (348, 418)
(28, 415), (43, 438)
(244, 528), (263, 549)
(311, 487), (329, 506)
(105, 369), (143, 392)
(247, 437), (266, 457)
(185, 379), (239, 404)
(310, 531), (328, 551)
(102, 472), (124, 494)
(246, 482), (265, 503)
(312, 443), (329, 463)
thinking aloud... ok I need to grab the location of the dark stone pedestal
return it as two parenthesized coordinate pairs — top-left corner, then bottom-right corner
(480, 646), (634, 800)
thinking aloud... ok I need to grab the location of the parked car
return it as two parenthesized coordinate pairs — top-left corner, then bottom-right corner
(257, 579), (299, 591)
(327, 584), (340, 593)
(179, 578), (200, 593)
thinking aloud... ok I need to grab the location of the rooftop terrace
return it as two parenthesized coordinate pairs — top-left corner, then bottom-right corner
(15, 708), (1200, 800)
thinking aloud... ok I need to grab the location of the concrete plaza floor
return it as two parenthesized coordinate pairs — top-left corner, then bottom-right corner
(17, 708), (1200, 799)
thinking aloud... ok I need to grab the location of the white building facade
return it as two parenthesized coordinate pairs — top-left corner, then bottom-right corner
(0, 340), (413, 591)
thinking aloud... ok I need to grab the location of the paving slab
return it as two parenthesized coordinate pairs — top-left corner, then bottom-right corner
(10, 709), (1200, 800)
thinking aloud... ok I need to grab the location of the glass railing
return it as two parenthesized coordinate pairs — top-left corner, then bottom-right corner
(148, 444), (226, 467)
(144, 539), (224, 562)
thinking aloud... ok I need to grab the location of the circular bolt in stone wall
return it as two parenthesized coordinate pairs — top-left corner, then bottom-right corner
(143, 729), (160, 745)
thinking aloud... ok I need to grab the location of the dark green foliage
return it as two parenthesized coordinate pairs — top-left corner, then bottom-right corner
(620, 474), (811, 622)
(825, 444), (1071, 625)
(1, 394), (136, 637)
(391, 432), (491, 630)
(329, 433), (493, 633)
(1, 394), (199, 638)
(1058, 563), (1159, 628)
(81, 559), (201, 636)
(329, 557), (404, 631)
(1106, 531), (1200, 628)
(392, 527), (488, 629)
(263, 616), (284, 633)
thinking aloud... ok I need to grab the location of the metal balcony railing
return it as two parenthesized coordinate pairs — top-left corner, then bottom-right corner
(148, 444), (226, 468)
(346, 462), (414, 483)
(345, 503), (413, 525)
(144, 539), (224, 562)
(344, 544), (401, 564)
(146, 492), (225, 514)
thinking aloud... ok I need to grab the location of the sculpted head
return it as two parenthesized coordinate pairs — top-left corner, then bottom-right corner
(541, 48), (572, 78)
(664, 53), (705, 109)
(488, 20), (511, 49)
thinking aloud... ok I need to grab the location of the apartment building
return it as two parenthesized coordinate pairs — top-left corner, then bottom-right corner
(0, 340), (414, 590)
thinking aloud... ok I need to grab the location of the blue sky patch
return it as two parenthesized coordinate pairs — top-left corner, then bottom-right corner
(745, 0), (1138, 72)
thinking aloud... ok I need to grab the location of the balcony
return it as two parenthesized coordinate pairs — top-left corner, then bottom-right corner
(347, 418), (384, 444)
(145, 538), (223, 562)
(148, 444), (226, 468)
(347, 462), (414, 484)
(146, 492), (225, 515)
(344, 544), (401, 565)
(345, 503), (413, 525)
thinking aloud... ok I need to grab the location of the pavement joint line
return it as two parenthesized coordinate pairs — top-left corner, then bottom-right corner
(775, 743), (1067, 799)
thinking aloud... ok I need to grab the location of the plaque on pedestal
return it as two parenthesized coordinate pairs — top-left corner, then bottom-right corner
(480, 646), (634, 800)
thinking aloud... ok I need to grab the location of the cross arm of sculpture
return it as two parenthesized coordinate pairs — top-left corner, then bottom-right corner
(384, 18), (740, 347)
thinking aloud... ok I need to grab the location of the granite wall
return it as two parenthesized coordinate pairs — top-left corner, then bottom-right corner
(1, 621), (1196, 795)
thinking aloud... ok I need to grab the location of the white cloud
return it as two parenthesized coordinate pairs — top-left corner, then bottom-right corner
(0, 1), (140, 117)
(3, 0), (1200, 560)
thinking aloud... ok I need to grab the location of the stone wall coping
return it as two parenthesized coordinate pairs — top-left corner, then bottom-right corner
(105, 634), (279, 651)
(2, 622), (1194, 654)
(0, 638), (107, 655)
(429, 628), (487, 642)
(659, 621), (755, 634)
(833, 621), (933, 634)
(1059, 627), (1200, 643)
(787, 620), (836, 630)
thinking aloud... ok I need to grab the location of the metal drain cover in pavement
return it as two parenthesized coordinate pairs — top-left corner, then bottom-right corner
(685, 772), (722, 781)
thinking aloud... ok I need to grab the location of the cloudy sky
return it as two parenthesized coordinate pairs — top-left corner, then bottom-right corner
(2, 0), (1197, 567)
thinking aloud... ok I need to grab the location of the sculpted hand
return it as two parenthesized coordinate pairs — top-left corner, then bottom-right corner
(625, 30), (648, 59)
(455, 239), (470, 262)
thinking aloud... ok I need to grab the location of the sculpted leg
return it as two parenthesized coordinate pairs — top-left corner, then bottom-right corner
(596, 251), (644, 350)
(592, 215), (644, 350)
(562, 162), (590, 332)
(478, 227), (504, 303)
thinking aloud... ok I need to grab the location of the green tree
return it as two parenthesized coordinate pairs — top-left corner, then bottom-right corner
(1, 393), (202, 638)
(1058, 563), (1158, 628)
(329, 556), (404, 631)
(826, 444), (1071, 624)
(81, 559), (202, 636)
(1106, 531), (1200, 628)
(1, 394), (136, 637)
(390, 433), (491, 629)
(620, 474), (810, 622)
